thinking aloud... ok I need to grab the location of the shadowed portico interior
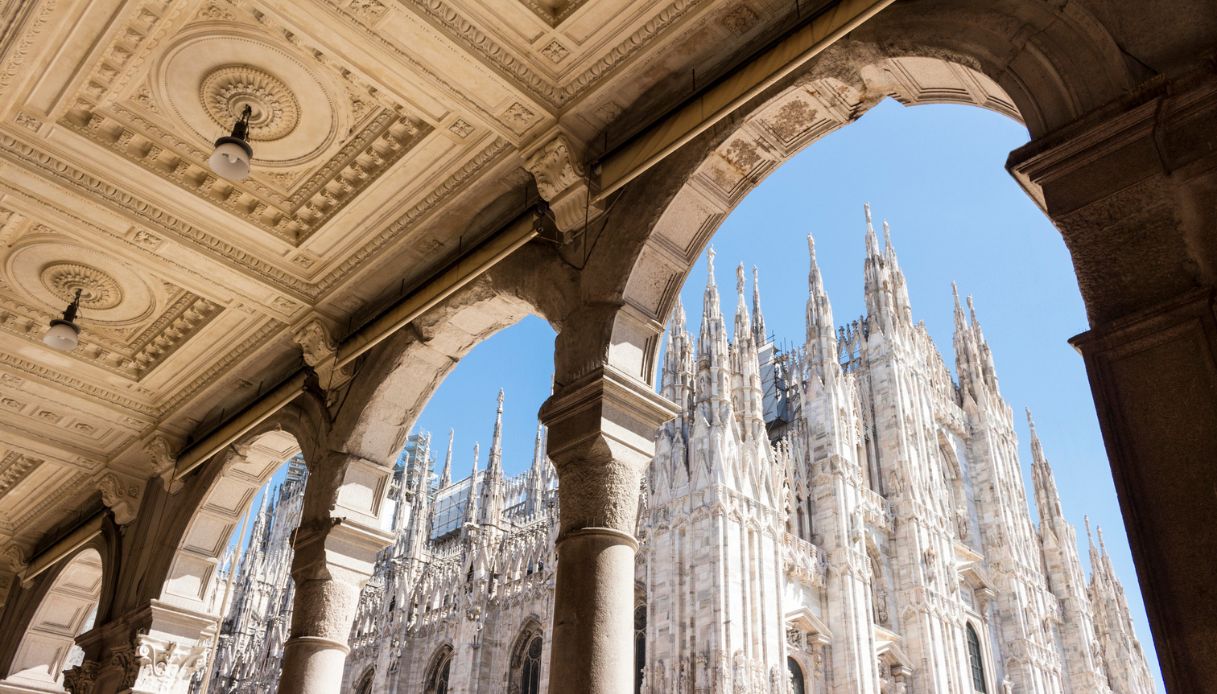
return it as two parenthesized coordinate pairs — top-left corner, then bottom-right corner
(0, 1), (1214, 693)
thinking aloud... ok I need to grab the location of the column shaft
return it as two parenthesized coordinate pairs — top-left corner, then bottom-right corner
(549, 528), (639, 694)
(540, 367), (677, 694)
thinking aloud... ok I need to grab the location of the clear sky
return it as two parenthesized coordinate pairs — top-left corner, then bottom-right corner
(401, 98), (1162, 689)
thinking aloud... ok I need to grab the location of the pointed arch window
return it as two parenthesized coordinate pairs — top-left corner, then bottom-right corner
(966, 623), (988, 693)
(354, 668), (374, 694)
(788, 657), (806, 694)
(509, 623), (544, 694)
(425, 646), (453, 694)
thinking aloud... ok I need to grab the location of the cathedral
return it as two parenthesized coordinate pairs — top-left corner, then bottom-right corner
(202, 209), (1153, 694)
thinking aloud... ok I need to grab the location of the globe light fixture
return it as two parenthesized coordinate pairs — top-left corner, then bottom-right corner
(208, 104), (254, 181)
(43, 287), (82, 352)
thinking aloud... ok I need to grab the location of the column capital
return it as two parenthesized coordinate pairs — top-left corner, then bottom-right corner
(540, 366), (676, 540)
(540, 365), (677, 469)
(291, 517), (395, 583)
(65, 600), (216, 694)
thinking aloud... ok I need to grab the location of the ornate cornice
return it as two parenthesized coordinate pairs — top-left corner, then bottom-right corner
(0, 353), (156, 417)
(0, 451), (41, 498)
(0, 0), (55, 96)
(398, 0), (710, 108)
(403, 0), (561, 108)
(157, 317), (283, 415)
(65, 100), (431, 245)
(559, 0), (707, 102)
(0, 131), (314, 298)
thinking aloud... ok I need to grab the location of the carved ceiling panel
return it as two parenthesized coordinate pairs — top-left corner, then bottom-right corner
(56, 2), (434, 246)
(0, 215), (222, 381)
(0, 0), (809, 563)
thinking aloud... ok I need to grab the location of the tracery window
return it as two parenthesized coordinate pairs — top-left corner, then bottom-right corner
(354, 668), (373, 694)
(634, 604), (647, 694)
(788, 657), (806, 694)
(509, 623), (544, 694)
(425, 646), (453, 694)
(966, 623), (988, 693)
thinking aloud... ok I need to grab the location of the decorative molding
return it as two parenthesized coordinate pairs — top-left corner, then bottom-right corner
(559, 0), (707, 102)
(0, 354), (156, 417)
(515, 0), (591, 26)
(97, 472), (143, 525)
(157, 318), (283, 416)
(0, 131), (315, 298)
(315, 137), (511, 294)
(0, 0), (56, 96)
(40, 262), (124, 309)
(0, 451), (42, 497)
(403, 0), (561, 107)
(540, 40), (569, 63)
(61, 99), (432, 246)
(525, 134), (598, 235)
(200, 65), (300, 140)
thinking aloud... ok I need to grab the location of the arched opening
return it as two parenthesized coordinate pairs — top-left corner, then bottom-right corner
(623, 45), (1158, 693)
(788, 656), (806, 694)
(202, 453), (309, 693)
(967, 622), (988, 693)
(147, 424), (313, 694)
(3, 549), (102, 691)
(326, 312), (558, 693)
(508, 623), (543, 694)
(159, 430), (302, 616)
(424, 645), (453, 694)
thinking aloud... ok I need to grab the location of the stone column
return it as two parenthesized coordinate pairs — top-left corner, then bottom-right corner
(1009, 71), (1217, 694)
(278, 454), (395, 694)
(540, 367), (677, 694)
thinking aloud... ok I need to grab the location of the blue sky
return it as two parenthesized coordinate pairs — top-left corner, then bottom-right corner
(356, 99), (1160, 688)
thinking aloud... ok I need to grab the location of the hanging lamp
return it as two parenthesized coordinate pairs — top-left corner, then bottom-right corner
(208, 104), (254, 181)
(43, 288), (82, 352)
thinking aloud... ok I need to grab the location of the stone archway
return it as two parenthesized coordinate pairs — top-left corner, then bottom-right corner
(158, 429), (302, 617)
(572, 0), (1139, 386)
(2, 548), (103, 692)
(601, 49), (1052, 386)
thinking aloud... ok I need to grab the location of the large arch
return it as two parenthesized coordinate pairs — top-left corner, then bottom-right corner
(327, 244), (575, 469)
(156, 428), (304, 617)
(55, 397), (328, 694)
(575, 0), (1140, 385)
(1, 548), (104, 692)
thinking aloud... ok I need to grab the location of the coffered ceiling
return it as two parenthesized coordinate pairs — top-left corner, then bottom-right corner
(0, 0), (800, 556)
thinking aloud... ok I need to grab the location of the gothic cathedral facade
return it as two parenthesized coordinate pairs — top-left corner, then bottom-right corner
(204, 208), (1153, 694)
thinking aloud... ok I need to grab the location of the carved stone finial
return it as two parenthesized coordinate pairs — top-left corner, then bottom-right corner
(524, 134), (601, 236)
(97, 472), (143, 525)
